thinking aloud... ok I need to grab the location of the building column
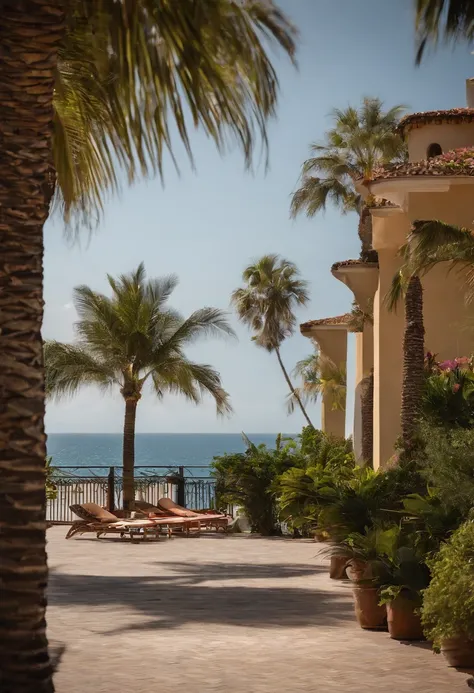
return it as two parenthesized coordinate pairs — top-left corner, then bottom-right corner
(371, 210), (410, 469)
(332, 262), (378, 461)
(310, 326), (348, 438)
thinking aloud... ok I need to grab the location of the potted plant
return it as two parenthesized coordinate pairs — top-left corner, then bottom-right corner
(378, 545), (429, 641)
(421, 520), (474, 667)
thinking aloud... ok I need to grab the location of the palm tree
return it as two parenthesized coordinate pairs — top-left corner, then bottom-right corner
(231, 254), (314, 427)
(386, 245), (425, 452)
(0, 4), (295, 689)
(287, 351), (347, 416)
(45, 263), (234, 508)
(290, 97), (406, 261)
(415, 0), (474, 63)
(398, 220), (474, 302)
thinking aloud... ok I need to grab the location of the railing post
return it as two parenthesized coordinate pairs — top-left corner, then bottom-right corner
(177, 466), (185, 507)
(107, 466), (115, 512)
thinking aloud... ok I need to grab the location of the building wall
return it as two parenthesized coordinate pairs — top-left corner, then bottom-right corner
(407, 122), (474, 162)
(372, 183), (474, 467)
(313, 329), (347, 439)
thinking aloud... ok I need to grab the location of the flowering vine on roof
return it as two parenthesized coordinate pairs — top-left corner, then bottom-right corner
(369, 147), (474, 181)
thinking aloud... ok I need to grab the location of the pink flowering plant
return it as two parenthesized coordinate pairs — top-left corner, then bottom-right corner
(423, 353), (474, 429)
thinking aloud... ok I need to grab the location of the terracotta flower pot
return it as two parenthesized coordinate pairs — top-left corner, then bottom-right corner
(329, 555), (348, 580)
(352, 586), (387, 630)
(345, 559), (369, 583)
(441, 638), (474, 668)
(386, 596), (424, 641)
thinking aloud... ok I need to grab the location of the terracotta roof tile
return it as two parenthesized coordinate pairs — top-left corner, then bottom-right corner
(331, 259), (379, 271)
(397, 108), (474, 136)
(300, 313), (352, 332)
(369, 147), (474, 182)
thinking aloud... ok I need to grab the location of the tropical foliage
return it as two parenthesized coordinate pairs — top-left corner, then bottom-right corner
(290, 97), (406, 260)
(232, 254), (313, 426)
(287, 351), (347, 416)
(421, 519), (474, 649)
(415, 0), (474, 62)
(45, 263), (234, 508)
(53, 0), (298, 229)
(422, 353), (474, 429)
(393, 219), (474, 304)
(213, 433), (299, 535)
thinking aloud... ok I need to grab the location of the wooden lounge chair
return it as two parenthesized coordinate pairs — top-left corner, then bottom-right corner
(66, 503), (165, 540)
(157, 497), (230, 532)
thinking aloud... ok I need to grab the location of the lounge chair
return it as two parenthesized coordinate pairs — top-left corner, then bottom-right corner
(157, 497), (230, 532)
(66, 503), (166, 540)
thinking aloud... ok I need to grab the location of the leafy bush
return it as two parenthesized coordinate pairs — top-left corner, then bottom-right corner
(421, 520), (474, 648)
(212, 433), (303, 535)
(277, 431), (355, 533)
(213, 428), (353, 536)
(419, 425), (474, 517)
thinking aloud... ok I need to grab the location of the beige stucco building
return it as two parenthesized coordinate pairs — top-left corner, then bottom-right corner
(301, 80), (474, 468)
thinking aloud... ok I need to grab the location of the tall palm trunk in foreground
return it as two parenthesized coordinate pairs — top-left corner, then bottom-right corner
(401, 276), (425, 450)
(0, 3), (65, 692)
(275, 347), (313, 428)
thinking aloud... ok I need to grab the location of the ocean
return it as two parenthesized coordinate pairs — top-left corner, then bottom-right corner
(47, 433), (292, 476)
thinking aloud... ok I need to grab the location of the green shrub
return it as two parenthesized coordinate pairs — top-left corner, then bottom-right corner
(421, 520), (474, 649)
(212, 433), (303, 535)
(213, 428), (353, 536)
(276, 431), (355, 533)
(419, 425), (474, 517)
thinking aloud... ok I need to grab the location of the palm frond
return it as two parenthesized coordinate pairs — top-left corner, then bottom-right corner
(151, 357), (232, 416)
(415, 0), (474, 63)
(288, 351), (347, 413)
(44, 340), (117, 400)
(385, 270), (410, 313)
(291, 96), (406, 222)
(54, 0), (298, 230)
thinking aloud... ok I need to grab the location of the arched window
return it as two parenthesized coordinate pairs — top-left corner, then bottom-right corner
(427, 143), (442, 158)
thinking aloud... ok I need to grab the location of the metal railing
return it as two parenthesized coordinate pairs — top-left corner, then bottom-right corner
(47, 465), (218, 523)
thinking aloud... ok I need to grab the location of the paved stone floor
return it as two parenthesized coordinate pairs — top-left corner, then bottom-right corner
(47, 527), (470, 692)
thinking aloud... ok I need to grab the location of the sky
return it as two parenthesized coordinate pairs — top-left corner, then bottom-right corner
(44, 0), (474, 434)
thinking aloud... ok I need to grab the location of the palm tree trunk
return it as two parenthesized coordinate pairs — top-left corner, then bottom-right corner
(358, 205), (378, 263)
(401, 276), (425, 450)
(0, 4), (64, 692)
(122, 398), (138, 510)
(275, 347), (314, 428)
(361, 370), (374, 465)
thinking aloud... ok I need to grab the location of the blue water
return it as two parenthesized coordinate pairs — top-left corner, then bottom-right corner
(47, 433), (292, 476)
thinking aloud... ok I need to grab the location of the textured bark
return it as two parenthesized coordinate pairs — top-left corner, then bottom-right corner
(275, 347), (314, 428)
(0, 3), (65, 692)
(122, 398), (138, 510)
(358, 205), (378, 263)
(401, 276), (425, 450)
(360, 370), (374, 465)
